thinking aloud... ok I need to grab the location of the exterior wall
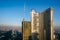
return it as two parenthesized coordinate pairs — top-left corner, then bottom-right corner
(39, 13), (44, 40)
(44, 10), (51, 40)
(31, 10), (39, 33)
(31, 8), (54, 40)
(44, 8), (54, 40)
(50, 8), (54, 40)
(22, 21), (31, 40)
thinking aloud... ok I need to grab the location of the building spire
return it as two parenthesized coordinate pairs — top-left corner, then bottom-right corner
(22, 0), (26, 22)
(23, 0), (26, 20)
(24, 0), (26, 14)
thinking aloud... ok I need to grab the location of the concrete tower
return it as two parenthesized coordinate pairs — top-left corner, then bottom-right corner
(31, 10), (39, 33)
(31, 8), (54, 40)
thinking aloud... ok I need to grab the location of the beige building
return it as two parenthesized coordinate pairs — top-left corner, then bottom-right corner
(22, 20), (31, 40)
(31, 10), (39, 33)
(31, 8), (54, 40)
(43, 8), (54, 40)
(22, 8), (54, 40)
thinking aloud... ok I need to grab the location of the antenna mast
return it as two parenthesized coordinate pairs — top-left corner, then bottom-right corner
(23, 0), (26, 20)
(24, 0), (26, 17)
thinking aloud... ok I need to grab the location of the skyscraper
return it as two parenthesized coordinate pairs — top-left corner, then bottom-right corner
(43, 8), (54, 40)
(22, 8), (54, 40)
(31, 8), (54, 40)
(31, 10), (39, 33)
(22, 20), (31, 40)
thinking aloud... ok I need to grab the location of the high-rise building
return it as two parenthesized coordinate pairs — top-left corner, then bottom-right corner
(31, 10), (39, 33)
(31, 8), (54, 40)
(22, 8), (54, 40)
(43, 8), (54, 40)
(22, 20), (31, 40)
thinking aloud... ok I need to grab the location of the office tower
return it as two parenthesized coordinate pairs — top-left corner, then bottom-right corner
(22, 7), (54, 40)
(39, 8), (54, 40)
(31, 10), (44, 40)
(22, 20), (31, 40)
(31, 8), (54, 40)
(31, 10), (39, 33)
(31, 10), (39, 40)
(43, 8), (54, 40)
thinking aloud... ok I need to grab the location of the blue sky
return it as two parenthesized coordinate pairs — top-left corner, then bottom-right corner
(0, 0), (60, 26)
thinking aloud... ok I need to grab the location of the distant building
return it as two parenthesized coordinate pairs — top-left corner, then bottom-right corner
(22, 20), (31, 40)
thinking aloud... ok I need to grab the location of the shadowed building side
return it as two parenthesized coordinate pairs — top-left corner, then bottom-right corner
(40, 8), (54, 40)
(39, 13), (44, 40)
(44, 8), (54, 40)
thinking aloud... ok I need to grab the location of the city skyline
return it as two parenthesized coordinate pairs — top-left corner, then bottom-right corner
(22, 8), (54, 40)
(0, 0), (60, 26)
